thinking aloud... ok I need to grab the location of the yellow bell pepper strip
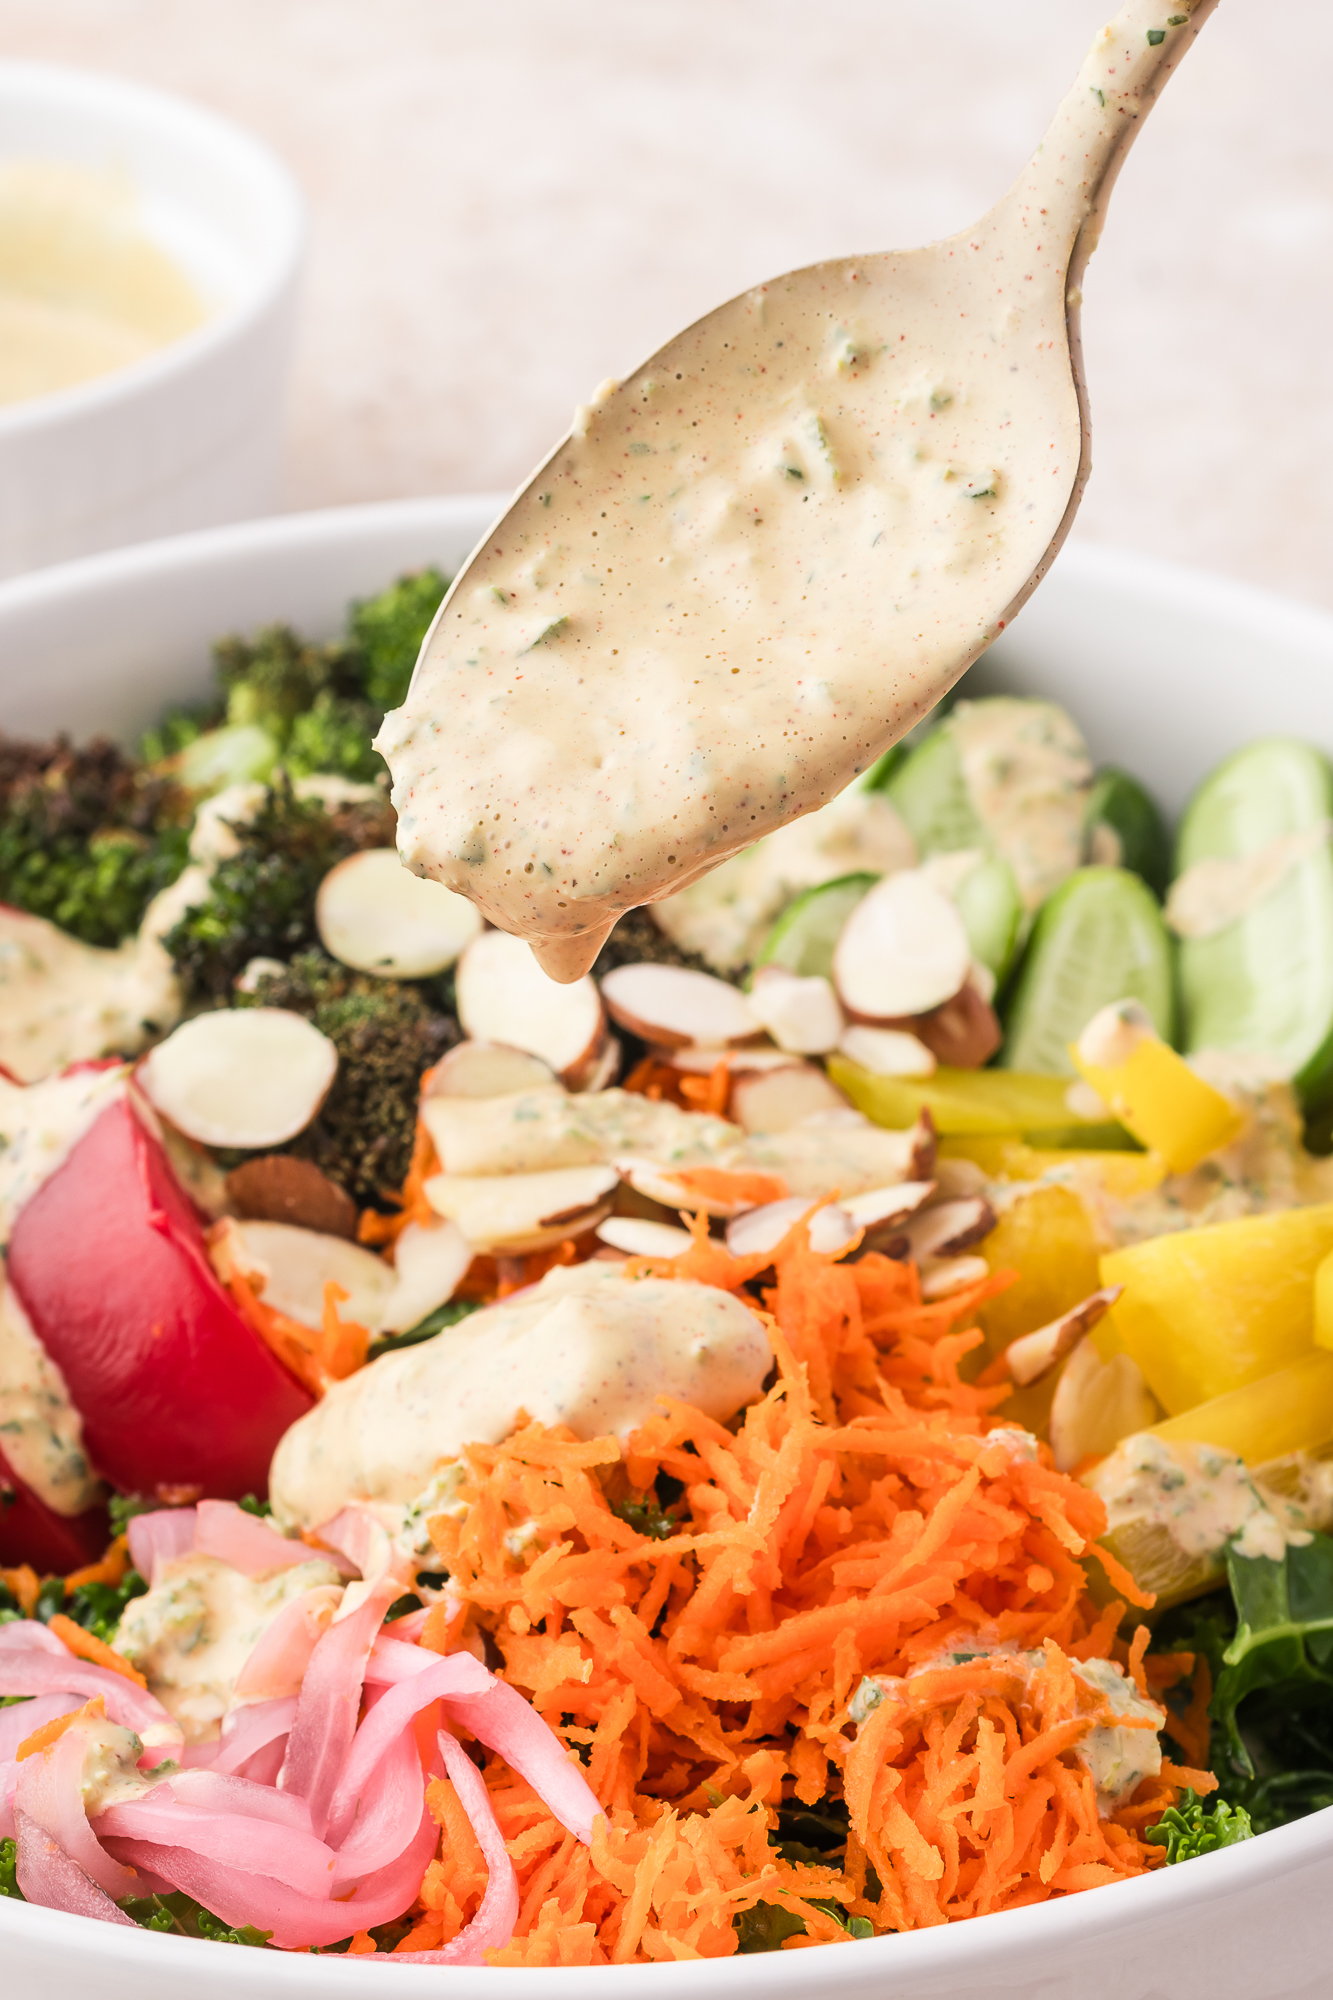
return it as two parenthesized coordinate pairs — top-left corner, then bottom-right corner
(1314, 1246), (1333, 1352)
(827, 1057), (1130, 1146)
(1152, 1349), (1333, 1465)
(1069, 1000), (1243, 1174)
(1100, 1201), (1333, 1415)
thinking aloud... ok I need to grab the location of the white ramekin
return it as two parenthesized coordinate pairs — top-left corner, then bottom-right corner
(0, 60), (305, 579)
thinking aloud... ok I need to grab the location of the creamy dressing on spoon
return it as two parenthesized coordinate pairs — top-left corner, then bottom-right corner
(380, 1), (1215, 981)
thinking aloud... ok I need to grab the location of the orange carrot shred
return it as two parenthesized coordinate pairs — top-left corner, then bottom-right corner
(47, 1613), (148, 1688)
(18, 1693), (105, 1760)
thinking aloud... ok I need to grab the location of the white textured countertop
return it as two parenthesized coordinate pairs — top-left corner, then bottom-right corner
(3, 0), (1332, 608)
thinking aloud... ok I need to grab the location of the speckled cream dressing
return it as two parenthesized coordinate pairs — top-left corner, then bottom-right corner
(114, 1552), (344, 1743)
(0, 1277), (97, 1516)
(268, 1262), (772, 1530)
(378, 1), (1215, 980)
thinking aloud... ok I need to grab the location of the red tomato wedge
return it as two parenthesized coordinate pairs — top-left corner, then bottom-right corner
(0, 1440), (109, 1572)
(7, 1097), (313, 1499)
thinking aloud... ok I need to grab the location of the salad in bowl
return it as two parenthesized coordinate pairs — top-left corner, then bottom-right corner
(0, 546), (1331, 1979)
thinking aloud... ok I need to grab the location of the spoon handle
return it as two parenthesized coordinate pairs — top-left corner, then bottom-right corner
(1000, 0), (1220, 281)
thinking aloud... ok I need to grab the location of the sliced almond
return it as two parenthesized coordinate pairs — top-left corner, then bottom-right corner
(838, 1024), (937, 1078)
(901, 1195), (997, 1263)
(663, 1045), (795, 1075)
(423, 1040), (557, 1100)
(424, 1162), (619, 1252)
(613, 1157), (770, 1219)
(919, 1253), (991, 1300)
(833, 871), (971, 1021)
(139, 1008), (338, 1149)
(907, 981), (1002, 1069)
(226, 1155), (358, 1239)
(220, 1217), (394, 1332)
(840, 1179), (937, 1260)
(725, 1197), (856, 1260)
(1003, 1286), (1124, 1388)
(729, 1062), (851, 1135)
(316, 848), (483, 978)
(582, 1035), (622, 1093)
(746, 968), (845, 1055)
(1050, 1338), (1158, 1473)
(378, 1217), (474, 1334)
(600, 962), (760, 1049)
(456, 930), (607, 1089)
(596, 1216), (694, 1258)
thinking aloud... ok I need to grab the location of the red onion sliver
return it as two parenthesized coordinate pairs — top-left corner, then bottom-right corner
(280, 1576), (401, 1836)
(193, 1500), (315, 1576)
(14, 1806), (137, 1926)
(126, 1507), (196, 1584)
(15, 1720), (139, 1900)
(93, 1797), (338, 1898)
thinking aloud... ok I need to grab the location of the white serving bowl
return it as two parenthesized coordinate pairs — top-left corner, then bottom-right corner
(0, 61), (305, 579)
(0, 499), (1329, 1999)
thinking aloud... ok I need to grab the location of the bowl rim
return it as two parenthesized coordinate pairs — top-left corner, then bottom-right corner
(1, 500), (1332, 1987)
(0, 57), (305, 439)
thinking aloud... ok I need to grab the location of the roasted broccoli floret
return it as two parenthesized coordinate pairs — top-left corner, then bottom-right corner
(592, 906), (716, 978)
(162, 780), (394, 1002)
(0, 734), (190, 948)
(346, 567), (449, 712)
(234, 950), (458, 1205)
(284, 690), (384, 784)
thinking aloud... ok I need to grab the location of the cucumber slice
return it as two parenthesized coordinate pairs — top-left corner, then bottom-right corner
(882, 726), (984, 854)
(1000, 866), (1175, 1076)
(1083, 767), (1171, 897)
(952, 853), (1023, 982)
(1174, 738), (1333, 1107)
(753, 871), (877, 981)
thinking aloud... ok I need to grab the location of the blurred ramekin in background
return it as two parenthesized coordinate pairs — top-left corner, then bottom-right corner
(0, 61), (304, 579)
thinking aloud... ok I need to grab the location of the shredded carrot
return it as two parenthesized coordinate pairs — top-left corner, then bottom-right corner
(1, 1563), (39, 1616)
(60, 1536), (130, 1593)
(678, 1061), (731, 1119)
(319, 1282), (371, 1380)
(393, 1221), (1194, 1964)
(358, 1116), (440, 1250)
(17, 1693), (105, 1760)
(47, 1612), (148, 1688)
(665, 1166), (789, 1207)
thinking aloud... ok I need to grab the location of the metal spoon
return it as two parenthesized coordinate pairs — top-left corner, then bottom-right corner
(379, 0), (1218, 981)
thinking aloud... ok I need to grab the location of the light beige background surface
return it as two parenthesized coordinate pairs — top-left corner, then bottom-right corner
(5, 2), (1331, 606)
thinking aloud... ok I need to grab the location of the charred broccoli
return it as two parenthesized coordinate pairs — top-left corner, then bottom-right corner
(234, 951), (458, 1206)
(162, 780), (395, 1003)
(0, 735), (189, 947)
(144, 569), (449, 790)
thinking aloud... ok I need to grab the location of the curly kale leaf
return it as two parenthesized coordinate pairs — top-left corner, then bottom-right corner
(0, 735), (190, 947)
(61, 1572), (148, 1645)
(0, 1836), (21, 1899)
(162, 782), (395, 1002)
(234, 950), (458, 1205)
(1145, 1788), (1254, 1863)
(120, 1889), (271, 1946)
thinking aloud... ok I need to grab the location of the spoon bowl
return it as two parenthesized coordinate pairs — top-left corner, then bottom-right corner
(379, 0), (1218, 980)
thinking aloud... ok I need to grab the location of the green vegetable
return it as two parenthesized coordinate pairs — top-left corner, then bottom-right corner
(881, 724), (983, 855)
(0, 1835), (20, 1900)
(234, 950), (457, 1205)
(591, 906), (715, 978)
(163, 780), (394, 1002)
(108, 1492), (159, 1537)
(1000, 866), (1175, 1075)
(346, 567), (450, 712)
(174, 722), (279, 793)
(753, 872), (877, 981)
(1144, 1788), (1253, 1862)
(61, 1571), (148, 1645)
(1174, 739), (1333, 1115)
(735, 1901), (808, 1953)
(610, 1493), (680, 1541)
(1212, 1535), (1333, 1775)
(238, 1493), (273, 1519)
(0, 735), (190, 948)
(120, 1889), (271, 1946)
(368, 1297), (482, 1361)
(949, 851), (1024, 983)
(284, 691), (384, 785)
(1083, 766), (1171, 897)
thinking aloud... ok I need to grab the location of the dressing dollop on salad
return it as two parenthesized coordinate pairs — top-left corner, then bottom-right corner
(1, 565), (1331, 1963)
